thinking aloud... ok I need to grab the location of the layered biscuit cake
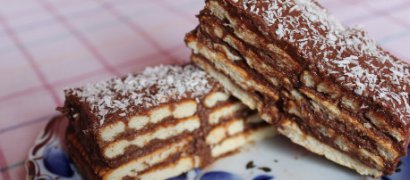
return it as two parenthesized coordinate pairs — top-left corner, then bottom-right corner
(61, 64), (275, 179)
(186, 0), (410, 177)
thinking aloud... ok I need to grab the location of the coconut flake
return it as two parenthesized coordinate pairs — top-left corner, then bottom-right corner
(65, 65), (214, 125)
(237, 0), (410, 122)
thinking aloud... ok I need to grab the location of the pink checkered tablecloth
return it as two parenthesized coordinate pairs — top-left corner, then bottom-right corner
(0, 0), (409, 179)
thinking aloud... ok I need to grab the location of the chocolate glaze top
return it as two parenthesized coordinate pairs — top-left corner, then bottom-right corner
(224, 0), (410, 125)
(65, 65), (216, 125)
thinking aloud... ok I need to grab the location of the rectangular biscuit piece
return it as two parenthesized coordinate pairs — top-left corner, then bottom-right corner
(62, 64), (276, 179)
(186, 0), (410, 177)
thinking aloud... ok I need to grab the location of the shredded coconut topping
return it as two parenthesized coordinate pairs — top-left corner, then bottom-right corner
(66, 65), (214, 125)
(235, 0), (410, 123)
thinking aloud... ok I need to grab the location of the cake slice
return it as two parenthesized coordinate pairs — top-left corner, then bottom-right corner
(61, 64), (275, 179)
(186, 0), (410, 177)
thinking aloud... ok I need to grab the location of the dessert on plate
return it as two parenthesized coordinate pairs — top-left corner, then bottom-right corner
(186, 0), (410, 177)
(61, 64), (275, 179)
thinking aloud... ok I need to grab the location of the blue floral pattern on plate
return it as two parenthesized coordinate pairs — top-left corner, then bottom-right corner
(199, 171), (242, 180)
(26, 116), (81, 180)
(26, 116), (409, 180)
(252, 174), (274, 180)
(43, 145), (74, 177)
